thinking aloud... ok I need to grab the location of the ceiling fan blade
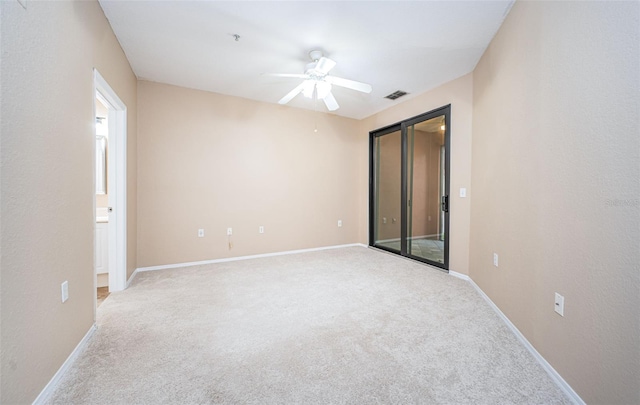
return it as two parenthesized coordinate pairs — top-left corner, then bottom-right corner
(323, 92), (339, 111)
(315, 57), (336, 75)
(264, 73), (309, 79)
(326, 76), (372, 93)
(278, 83), (305, 105)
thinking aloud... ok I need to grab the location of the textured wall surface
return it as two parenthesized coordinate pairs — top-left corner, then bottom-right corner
(470, 1), (639, 403)
(136, 81), (363, 267)
(0, 1), (137, 402)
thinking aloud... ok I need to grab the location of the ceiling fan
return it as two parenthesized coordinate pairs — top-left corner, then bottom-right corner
(269, 50), (372, 111)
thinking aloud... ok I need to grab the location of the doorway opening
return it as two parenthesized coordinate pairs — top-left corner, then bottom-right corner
(369, 105), (451, 270)
(95, 94), (110, 305)
(93, 69), (127, 314)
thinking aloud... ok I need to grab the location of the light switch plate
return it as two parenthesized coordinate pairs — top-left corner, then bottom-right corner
(61, 281), (69, 303)
(555, 293), (565, 316)
(227, 227), (233, 236)
(198, 229), (204, 237)
(460, 188), (467, 198)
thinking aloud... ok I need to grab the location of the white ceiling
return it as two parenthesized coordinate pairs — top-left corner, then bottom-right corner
(98, 1), (514, 120)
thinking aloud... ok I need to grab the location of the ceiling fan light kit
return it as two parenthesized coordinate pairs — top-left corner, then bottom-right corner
(272, 50), (372, 112)
(302, 80), (315, 98)
(316, 81), (332, 99)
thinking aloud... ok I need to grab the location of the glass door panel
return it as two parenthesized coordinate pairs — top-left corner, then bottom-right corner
(373, 128), (402, 252)
(369, 105), (450, 271)
(406, 115), (446, 264)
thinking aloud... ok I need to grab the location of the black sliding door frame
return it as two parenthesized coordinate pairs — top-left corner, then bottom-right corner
(369, 104), (451, 271)
(368, 123), (401, 253)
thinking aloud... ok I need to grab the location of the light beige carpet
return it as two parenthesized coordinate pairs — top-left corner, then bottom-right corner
(48, 246), (571, 404)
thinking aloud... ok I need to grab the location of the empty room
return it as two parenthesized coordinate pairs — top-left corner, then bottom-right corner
(1, 0), (638, 404)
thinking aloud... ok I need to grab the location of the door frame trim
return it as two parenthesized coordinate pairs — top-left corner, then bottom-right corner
(94, 69), (127, 300)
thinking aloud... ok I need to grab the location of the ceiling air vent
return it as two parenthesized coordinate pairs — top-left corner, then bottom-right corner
(384, 90), (408, 100)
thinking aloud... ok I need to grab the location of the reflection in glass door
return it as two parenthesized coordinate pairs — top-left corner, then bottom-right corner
(372, 127), (402, 253)
(406, 115), (448, 264)
(369, 105), (450, 270)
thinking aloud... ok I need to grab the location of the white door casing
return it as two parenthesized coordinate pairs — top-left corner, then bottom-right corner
(94, 69), (127, 298)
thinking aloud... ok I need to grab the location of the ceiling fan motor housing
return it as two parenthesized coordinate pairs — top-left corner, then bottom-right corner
(309, 50), (323, 61)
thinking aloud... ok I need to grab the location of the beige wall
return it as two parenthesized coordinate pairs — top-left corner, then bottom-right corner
(362, 74), (473, 275)
(137, 81), (362, 267)
(0, 1), (137, 403)
(471, 1), (639, 404)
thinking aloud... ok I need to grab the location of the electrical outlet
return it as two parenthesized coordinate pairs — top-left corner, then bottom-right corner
(227, 227), (233, 236)
(493, 253), (499, 267)
(383, 217), (387, 224)
(61, 281), (69, 303)
(198, 229), (204, 237)
(259, 226), (264, 234)
(337, 220), (342, 227)
(554, 293), (565, 316)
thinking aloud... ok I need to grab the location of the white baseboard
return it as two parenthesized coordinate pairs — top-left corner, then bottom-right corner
(448, 270), (470, 280)
(33, 324), (97, 404)
(133, 243), (368, 274)
(466, 278), (585, 405)
(126, 267), (140, 288)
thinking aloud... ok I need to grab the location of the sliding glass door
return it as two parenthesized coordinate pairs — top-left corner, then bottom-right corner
(369, 105), (450, 270)
(372, 126), (402, 252)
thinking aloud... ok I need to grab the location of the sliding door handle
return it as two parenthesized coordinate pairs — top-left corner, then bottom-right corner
(441, 195), (449, 213)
